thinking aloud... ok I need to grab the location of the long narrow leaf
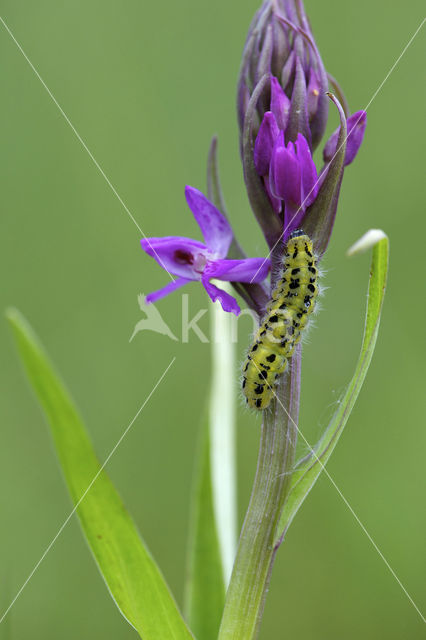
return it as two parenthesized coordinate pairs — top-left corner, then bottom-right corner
(206, 162), (238, 584)
(207, 136), (228, 220)
(184, 420), (225, 640)
(184, 144), (239, 638)
(7, 308), (193, 640)
(206, 141), (238, 581)
(275, 230), (389, 543)
(184, 287), (237, 638)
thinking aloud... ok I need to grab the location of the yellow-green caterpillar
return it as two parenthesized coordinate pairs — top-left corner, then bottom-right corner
(242, 229), (318, 410)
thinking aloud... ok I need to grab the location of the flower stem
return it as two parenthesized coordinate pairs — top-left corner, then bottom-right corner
(209, 281), (238, 586)
(218, 348), (301, 640)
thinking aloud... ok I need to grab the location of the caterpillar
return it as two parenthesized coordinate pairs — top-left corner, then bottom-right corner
(242, 229), (318, 410)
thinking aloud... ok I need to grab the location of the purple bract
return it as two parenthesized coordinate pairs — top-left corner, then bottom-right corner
(238, 0), (329, 152)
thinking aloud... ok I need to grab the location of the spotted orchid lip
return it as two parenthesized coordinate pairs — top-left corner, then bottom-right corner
(192, 253), (207, 275)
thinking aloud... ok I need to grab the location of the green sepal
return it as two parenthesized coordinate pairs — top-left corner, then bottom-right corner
(303, 92), (347, 257)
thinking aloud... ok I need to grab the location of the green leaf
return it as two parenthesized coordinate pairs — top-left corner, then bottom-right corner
(206, 136), (229, 221)
(275, 230), (389, 543)
(7, 309), (193, 640)
(184, 420), (226, 640)
(205, 142), (239, 581)
(206, 136), (245, 262)
(184, 286), (238, 638)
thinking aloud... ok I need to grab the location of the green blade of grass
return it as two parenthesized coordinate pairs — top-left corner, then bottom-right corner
(206, 140), (238, 583)
(7, 308), (193, 640)
(184, 419), (226, 640)
(183, 142), (239, 639)
(184, 287), (238, 639)
(275, 229), (389, 543)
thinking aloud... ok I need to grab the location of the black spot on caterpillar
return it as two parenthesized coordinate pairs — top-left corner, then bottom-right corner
(242, 230), (318, 410)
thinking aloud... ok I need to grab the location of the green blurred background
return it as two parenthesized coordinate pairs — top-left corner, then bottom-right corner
(1, 1), (425, 638)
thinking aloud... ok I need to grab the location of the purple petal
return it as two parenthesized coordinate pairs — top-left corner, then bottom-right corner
(295, 133), (318, 208)
(145, 277), (192, 304)
(141, 236), (206, 279)
(201, 277), (241, 315)
(185, 186), (233, 258)
(205, 257), (271, 283)
(323, 110), (367, 166)
(283, 202), (306, 241)
(270, 76), (291, 130)
(264, 176), (282, 214)
(254, 112), (280, 176)
(270, 137), (301, 206)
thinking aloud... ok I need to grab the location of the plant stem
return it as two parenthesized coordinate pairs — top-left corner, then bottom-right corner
(218, 348), (301, 640)
(209, 281), (238, 586)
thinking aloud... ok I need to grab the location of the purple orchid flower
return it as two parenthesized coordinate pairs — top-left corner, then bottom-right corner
(323, 110), (368, 167)
(255, 123), (319, 232)
(141, 186), (271, 315)
(253, 103), (367, 241)
(239, 0), (368, 254)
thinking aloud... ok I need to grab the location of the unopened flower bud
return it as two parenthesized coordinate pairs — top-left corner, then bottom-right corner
(238, 0), (329, 152)
(239, 1), (367, 255)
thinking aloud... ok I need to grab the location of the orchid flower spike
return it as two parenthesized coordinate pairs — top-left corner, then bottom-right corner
(239, 0), (367, 254)
(141, 187), (271, 315)
(238, 0), (329, 151)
